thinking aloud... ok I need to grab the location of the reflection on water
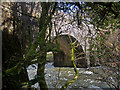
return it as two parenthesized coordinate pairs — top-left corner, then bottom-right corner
(27, 62), (109, 89)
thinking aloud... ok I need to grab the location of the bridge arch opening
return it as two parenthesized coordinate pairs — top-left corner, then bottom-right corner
(46, 52), (54, 63)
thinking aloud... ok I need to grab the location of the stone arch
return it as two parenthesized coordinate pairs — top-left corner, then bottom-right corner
(53, 34), (88, 68)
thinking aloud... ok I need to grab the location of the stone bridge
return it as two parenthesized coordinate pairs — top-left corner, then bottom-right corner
(50, 11), (96, 68)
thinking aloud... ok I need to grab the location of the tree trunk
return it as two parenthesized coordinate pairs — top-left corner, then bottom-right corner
(37, 3), (52, 89)
(37, 54), (48, 89)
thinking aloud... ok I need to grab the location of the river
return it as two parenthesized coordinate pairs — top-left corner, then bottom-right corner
(27, 62), (114, 89)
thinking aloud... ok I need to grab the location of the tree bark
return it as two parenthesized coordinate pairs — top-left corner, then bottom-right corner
(37, 2), (56, 89)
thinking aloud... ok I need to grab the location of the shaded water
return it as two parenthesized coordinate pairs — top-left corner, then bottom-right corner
(27, 62), (110, 89)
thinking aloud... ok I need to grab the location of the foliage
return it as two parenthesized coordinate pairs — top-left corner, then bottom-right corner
(58, 2), (120, 89)
(81, 2), (120, 89)
(2, 2), (57, 89)
(2, 1), (120, 89)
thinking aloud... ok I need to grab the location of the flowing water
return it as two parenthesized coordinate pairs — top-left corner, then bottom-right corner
(27, 62), (113, 89)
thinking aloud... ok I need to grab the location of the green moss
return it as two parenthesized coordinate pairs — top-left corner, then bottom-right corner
(60, 43), (79, 89)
